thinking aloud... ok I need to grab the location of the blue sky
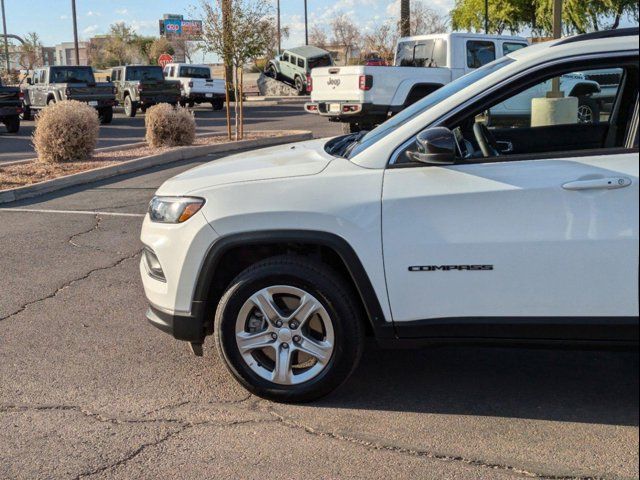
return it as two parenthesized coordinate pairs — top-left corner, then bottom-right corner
(2, 0), (454, 48)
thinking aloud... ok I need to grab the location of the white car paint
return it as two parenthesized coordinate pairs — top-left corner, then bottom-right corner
(162, 63), (225, 102)
(140, 32), (639, 333)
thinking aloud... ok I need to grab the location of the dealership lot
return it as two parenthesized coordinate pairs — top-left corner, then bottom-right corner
(0, 100), (332, 164)
(0, 126), (638, 479)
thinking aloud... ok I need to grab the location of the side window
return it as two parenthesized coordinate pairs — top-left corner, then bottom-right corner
(297, 57), (305, 68)
(432, 39), (447, 67)
(396, 41), (416, 66)
(290, 55), (297, 65)
(283, 53), (290, 63)
(467, 41), (496, 68)
(413, 40), (435, 67)
(503, 42), (527, 56)
(169, 66), (175, 77)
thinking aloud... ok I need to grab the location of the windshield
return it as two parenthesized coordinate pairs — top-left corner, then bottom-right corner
(347, 57), (514, 158)
(126, 66), (164, 81)
(179, 66), (211, 79)
(50, 67), (96, 84)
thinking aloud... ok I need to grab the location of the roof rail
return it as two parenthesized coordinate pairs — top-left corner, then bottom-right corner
(555, 27), (639, 46)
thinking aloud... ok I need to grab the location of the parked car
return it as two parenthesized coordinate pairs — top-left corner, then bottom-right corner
(0, 78), (22, 133)
(110, 65), (181, 117)
(162, 63), (225, 110)
(305, 33), (528, 132)
(364, 57), (388, 66)
(21, 66), (116, 124)
(265, 45), (334, 94)
(140, 28), (639, 402)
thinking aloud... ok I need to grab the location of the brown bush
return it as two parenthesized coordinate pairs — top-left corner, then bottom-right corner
(33, 100), (100, 164)
(145, 103), (196, 148)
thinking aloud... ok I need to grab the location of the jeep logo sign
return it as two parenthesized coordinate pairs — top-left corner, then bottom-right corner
(327, 78), (341, 88)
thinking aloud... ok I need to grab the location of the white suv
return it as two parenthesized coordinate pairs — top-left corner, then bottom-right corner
(141, 28), (639, 402)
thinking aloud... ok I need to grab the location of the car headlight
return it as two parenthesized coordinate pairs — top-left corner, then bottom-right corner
(148, 196), (205, 223)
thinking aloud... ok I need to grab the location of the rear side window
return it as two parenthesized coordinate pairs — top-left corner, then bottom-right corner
(178, 66), (211, 79)
(297, 57), (305, 68)
(467, 41), (496, 68)
(432, 39), (447, 67)
(503, 42), (527, 55)
(283, 53), (290, 63)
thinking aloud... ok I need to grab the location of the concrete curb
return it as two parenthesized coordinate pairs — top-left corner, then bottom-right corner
(0, 131), (312, 205)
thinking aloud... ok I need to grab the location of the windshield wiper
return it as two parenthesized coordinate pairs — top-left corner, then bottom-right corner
(327, 131), (367, 158)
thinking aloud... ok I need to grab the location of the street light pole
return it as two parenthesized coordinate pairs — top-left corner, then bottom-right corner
(276, 0), (281, 54)
(304, 0), (308, 45)
(71, 0), (80, 65)
(1, 0), (10, 73)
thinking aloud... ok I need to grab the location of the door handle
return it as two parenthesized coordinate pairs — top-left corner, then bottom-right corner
(562, 177), (632, 191)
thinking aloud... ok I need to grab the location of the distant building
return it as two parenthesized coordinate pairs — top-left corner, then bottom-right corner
(5, 44), (55, 71)
(55, 42), (88, 66)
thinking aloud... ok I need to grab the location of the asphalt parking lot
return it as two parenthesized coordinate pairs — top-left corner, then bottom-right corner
(0, 100), (336, 164)
(0, 121), (638, 479)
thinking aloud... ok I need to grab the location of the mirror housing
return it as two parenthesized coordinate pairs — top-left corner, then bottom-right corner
(406, 127), (456, 165)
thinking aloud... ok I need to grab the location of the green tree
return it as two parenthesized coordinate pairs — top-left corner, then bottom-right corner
(451, 0), (638, 35)
(103, 22), (139, 66)
(147, 37), (175, 64)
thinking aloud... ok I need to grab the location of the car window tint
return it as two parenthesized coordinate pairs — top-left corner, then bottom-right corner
(503, 42), (527, 55)
(178, 66), (211, 79)
(283, 53), (290, 63)
(467, 41), (496, 68)
(308, 55), (332, 69)
(126, 66), (164, 81)
(297, 57), (305, 68)
(413, 40), (435, 67)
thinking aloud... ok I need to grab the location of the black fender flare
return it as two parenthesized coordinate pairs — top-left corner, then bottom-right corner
(191, 230), (394, 339)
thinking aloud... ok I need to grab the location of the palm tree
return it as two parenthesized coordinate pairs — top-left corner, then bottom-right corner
(400, 0), (410, 37)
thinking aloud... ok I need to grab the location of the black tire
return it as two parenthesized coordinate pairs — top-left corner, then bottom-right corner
(179, 99), (187, 108)
(188, 100), (195, 108)
(3, 116), (20, 133)
(211, 98), (224, 111)
(98, 106), (113, 125)
(214, 255), (364, 403)
(20, 105), (32, 121)
(47, 97), (55, 107)
(294, 76), (306, 95)
(578, 97), (600, 124)
(265, 64), (279, 80)
(124, 96), (137, 118)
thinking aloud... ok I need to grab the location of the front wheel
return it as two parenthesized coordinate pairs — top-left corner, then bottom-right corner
(214, 256), (364, 402)
(294, 76), (306, 95)
(3, 116), (20, 133)
(98, 106), (113, 125)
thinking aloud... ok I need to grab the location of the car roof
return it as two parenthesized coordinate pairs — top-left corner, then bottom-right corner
(285, 45), (330, 58)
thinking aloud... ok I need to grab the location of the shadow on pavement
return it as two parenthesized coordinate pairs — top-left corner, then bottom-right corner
(319, 345), (639, 426)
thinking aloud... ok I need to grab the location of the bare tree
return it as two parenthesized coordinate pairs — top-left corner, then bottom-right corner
(330, 13), (361, 65)
(19, 32), (43, 70)
(363, 22), (396, 62)
(309, 25), (328, 48)
(200, 0), (274, 140)
(411, 1), (448, 35)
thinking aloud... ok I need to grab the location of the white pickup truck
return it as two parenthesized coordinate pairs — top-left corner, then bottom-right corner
(305, 33), (528, 132)
(163, 63), (226, 110)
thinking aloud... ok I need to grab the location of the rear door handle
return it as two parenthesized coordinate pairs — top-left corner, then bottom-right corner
(562, 177), (632, 191)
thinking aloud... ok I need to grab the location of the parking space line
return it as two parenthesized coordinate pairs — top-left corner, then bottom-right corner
(0, 208), (145, 218)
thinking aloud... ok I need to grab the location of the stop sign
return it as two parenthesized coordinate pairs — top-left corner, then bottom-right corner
(158, 54), (173, 68)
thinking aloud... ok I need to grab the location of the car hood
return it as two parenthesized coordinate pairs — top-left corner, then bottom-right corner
(156, 138), (335, 195)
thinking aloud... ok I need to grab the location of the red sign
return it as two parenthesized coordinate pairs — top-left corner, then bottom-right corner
(158, 54), (173, 68)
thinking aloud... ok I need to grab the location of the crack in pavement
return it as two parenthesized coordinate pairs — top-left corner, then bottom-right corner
(0, 250), (142, 323)
(263, 409), (607, 480)
(68, 214), (102, 249)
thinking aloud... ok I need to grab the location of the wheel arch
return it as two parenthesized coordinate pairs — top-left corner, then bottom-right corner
(192, 230), (393, 339)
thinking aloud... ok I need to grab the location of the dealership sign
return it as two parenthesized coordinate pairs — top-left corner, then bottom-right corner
(159, 18), (203, 39)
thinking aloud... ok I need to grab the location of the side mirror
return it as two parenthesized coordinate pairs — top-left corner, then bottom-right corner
(106, 75), (111, 82)
(406, 127), (456, 165)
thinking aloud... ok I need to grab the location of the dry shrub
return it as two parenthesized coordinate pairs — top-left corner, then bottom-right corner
(145, 103), (196, 148)
(33, 100), (100, 163)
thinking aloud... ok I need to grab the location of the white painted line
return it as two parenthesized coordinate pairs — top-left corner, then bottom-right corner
(0, 208), (145, 218)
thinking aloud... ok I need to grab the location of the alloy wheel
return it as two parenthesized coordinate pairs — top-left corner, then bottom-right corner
(235, 285), (335, 385)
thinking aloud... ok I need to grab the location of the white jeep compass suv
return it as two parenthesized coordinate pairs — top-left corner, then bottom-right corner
(141, 28), (639, 402)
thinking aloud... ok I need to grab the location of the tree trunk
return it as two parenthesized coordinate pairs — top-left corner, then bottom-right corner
(223, 63), (232, 140)
(239, 67), (244, 140)
(233, 65), (239, 141)
(400, 0), (410, 37)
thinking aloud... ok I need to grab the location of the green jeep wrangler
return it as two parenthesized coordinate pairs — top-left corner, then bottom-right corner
(110, 65), (181, 117)
(265, 46), (333, 94)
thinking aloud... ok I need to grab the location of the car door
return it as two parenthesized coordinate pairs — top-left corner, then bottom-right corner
(381, 59), (639, 333)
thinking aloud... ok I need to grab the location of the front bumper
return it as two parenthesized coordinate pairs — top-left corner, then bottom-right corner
(139, 210), (218, 340)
